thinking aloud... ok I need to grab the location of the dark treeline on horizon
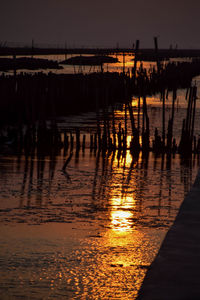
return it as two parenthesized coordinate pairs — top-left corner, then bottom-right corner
(2, 46), (200, 59)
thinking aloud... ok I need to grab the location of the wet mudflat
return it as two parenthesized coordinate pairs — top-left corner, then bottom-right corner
(0, 147), (199, 299)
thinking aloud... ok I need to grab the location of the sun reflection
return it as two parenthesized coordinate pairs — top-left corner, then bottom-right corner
(126, 136), (132, 150)
(131, 97), (139, 107)
(107, 150), (140, 233)
(114, 148), (134, 165)
(111, 210), (133, 232)
(110, 195), (136, 232)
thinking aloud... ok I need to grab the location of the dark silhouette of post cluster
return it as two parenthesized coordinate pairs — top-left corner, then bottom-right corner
(1, 39), (200, 162)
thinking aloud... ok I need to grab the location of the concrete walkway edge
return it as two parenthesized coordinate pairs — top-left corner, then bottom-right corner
(137, 169), (200, 300)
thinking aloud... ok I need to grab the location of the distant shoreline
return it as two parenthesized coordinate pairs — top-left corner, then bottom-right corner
(1, 47), (200, 60)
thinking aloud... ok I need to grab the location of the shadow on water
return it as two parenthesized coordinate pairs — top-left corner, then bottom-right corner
(0, 145), (196, 227)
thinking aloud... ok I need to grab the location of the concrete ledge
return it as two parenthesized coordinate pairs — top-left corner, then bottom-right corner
(137, 169), (200, 300)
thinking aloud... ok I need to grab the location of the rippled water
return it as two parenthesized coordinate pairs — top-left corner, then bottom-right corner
(0, 146), (199, 299)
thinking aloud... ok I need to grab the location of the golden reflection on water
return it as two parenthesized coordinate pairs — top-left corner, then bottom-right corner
(111, 209), (133, 232)
(131, 97), (139, 107)
(110, 195), (135, 232)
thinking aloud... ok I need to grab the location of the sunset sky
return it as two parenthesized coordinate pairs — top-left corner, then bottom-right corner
(1, 0), (200, 48)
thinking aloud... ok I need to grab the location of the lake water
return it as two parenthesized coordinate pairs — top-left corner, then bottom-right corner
(0, 58), (200, 298)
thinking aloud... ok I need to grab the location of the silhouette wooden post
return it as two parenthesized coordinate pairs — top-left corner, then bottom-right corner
(82, 134), (86, 151)
(138, 96), (141, 136)
(75, 128), (80, 151)
(118, 123), (122, 150)
(70, 132), (74, 150)
(90, 134), (94, 150)
(191, 86), (197, 150)
(142, 94), (149, 152)
(122, 52), (126, 74)
(154, 36), (161, 74)
(128, 101), (136, 137)
(162, 89), (166, 148)
(124, 103), (127, 150)
(167, 89), (176, 151)
(94, 133), (97, 150)
(133, 40), (140, 81)
(112, 106), (116, 149)
(64, 131), (69, 151)
(95, 85), (101, 150)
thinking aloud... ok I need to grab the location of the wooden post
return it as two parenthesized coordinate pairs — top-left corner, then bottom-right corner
(124, 103), (127, 149)
(112, 105), (116, 149)
(90, 134), (94, 150)
(64, 131), (69, 151)
(154, 36), (161, 74)
(118, 123), (122, 150)
(138, 96), (140, 136)
(171, 89), (176, 124)
(128, 102), (136, 136)
(70, 133), (74, 150)
(167, 89), (176, 151)
(95, 88), (101, 150)
(162, 89), (166, 148)
(133, 39), (139, 81)
(75, 128), (80, 150)
(123, 52), (125, 74)
(94, 133), (97, 150)
(142, 94), (150, 152)
(188, 90), (193, 136)
(185, 87), (193, 134)
(82, 134), (86, 151)
(142, 95), (146, 138)
(191, 86), (197, 148)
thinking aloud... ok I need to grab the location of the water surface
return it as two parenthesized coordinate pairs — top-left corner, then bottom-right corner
(0, 147), (198, 299)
